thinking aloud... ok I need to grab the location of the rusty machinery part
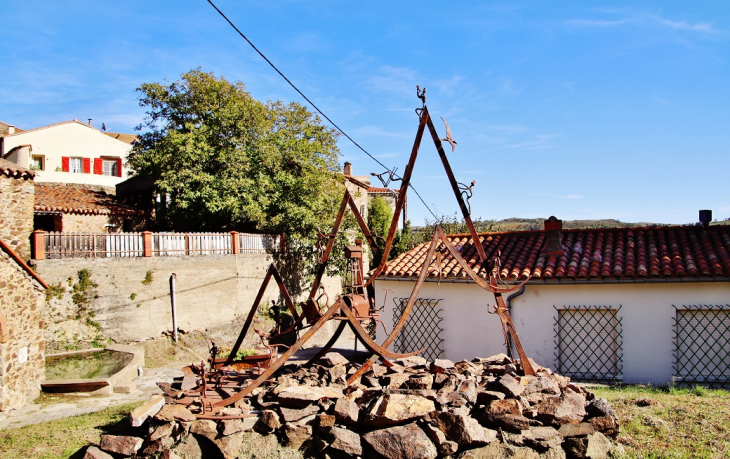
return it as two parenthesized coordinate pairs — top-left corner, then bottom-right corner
(371, 167), (402, 188)
(458, 180), (476, 215)
(179, 93), (538, 417)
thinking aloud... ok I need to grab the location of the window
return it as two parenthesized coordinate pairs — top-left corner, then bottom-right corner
(102, 159), (118, 177)
(31, 155), (44, 171)
(360, 205), (365, 217)
(674, 305), (730, 386)
(69, 157), (83, 173)
(554, 305), (623, 382)
(393, 298), (444, 361)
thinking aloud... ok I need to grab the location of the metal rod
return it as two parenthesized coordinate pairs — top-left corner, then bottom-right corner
(170, 273), (178, 343)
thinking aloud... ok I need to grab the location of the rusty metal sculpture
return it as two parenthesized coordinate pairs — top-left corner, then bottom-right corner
(170, 89), (535, 417)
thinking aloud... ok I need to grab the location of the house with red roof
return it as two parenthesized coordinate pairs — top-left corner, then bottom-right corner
(0, 120), (136, 189)
(374, 218), (730, 386)
(34, 183), (146, 233)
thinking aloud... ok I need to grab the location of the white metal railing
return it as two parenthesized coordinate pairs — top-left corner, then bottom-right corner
(44, 232), (144, 258)
(39, 231), (281, 259)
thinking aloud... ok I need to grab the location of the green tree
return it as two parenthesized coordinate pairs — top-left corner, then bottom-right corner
(128, 69), (343, 237)
(367, 196), (393, 268)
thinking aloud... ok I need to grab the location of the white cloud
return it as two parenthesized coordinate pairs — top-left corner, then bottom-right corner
(369, 66), (419, 95)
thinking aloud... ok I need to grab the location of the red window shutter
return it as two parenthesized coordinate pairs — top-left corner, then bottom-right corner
(116, 158), (122, 177)
(83, 158), (91, 173)
(94, 158), (103, 175)
(61, 157), (69, 172)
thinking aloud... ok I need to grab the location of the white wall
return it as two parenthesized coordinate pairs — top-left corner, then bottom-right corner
(374, 278), (730, 385)
(2, 121), (132, 187)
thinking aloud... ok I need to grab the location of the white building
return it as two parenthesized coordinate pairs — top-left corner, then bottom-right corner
(0, 120), (135, 188)
(374, 221), (730, 386)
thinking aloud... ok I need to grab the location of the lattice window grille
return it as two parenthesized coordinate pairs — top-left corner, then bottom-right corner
(554, 305), (623, 382)
(392, 298), (444, 361)
(673, 305), (730, 387)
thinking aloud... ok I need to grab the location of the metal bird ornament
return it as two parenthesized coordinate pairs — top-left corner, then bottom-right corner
(440, 117), (457, 152)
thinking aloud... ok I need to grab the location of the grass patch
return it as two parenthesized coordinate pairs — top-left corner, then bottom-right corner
(592, 385), (730, 458)
(0, 402), (138, 459)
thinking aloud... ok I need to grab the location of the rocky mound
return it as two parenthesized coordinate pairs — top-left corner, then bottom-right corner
(87, 353), (622, 459)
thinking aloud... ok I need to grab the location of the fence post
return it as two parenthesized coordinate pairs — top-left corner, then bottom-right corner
(230, 231), (239, 254)
(280, 233), (287, 253)
(31, 230), (46, 260)
(185, 234), (191, 256)
(170, 273), (178, 343)
(142, 231), (152, 257)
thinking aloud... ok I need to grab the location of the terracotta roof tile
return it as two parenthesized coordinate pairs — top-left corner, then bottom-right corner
(0, 158), (34, 179)
(35, 183), (143, 216)
(381, 226), (730, 281)
(103, 132), (138, 144)
(367, 187), (398, 194)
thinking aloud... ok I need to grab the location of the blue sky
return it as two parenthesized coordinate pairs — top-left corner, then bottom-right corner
(2, 1), (728, 226)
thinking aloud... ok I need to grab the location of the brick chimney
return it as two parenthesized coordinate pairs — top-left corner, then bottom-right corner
(543, 216), (563, 256)
(343, 161), (352, 176)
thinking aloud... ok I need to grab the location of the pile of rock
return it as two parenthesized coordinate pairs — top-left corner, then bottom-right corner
(85, 353), (621, 459)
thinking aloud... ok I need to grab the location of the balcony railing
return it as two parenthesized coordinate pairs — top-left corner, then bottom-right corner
(32, 231), (284, 259)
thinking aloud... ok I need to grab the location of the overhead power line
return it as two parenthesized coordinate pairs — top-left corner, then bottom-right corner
(205, 0), (438, 220)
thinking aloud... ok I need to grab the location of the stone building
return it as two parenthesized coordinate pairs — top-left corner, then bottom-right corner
(0, 158), (35, 260)
(0, 237), (47, 411)
(34, 182), (147, 233)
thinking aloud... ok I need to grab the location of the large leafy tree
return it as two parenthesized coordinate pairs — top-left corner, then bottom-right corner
(128, 69), (343, 237)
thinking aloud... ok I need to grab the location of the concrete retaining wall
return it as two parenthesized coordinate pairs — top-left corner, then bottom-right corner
(34, 254), (341, 342)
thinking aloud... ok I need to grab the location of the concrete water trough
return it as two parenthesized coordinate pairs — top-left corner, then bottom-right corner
(41, 344), (144, 395)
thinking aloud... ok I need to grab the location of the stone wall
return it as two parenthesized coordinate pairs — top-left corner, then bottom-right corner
(0, 174), (35, 260)
(34, 253), (342, 343)
(0, 250), (45, 411)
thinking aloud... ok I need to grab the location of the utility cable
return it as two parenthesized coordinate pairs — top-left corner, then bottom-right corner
(205, 0), (438, 220)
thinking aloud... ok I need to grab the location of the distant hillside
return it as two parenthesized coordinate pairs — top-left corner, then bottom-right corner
(490, 217), (663, 232)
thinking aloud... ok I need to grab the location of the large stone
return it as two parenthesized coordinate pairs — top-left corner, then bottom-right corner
(333, 397), (359, 424)
(423, 422), (459, 456)
(534, 392), (587, 425)
(558, 422), (595, 438)
(432, 359), (455, 374)
(563, 432), (613, 459)
(435, 412), (498, 446)
(83, 446), (113, 459)
(496, 374), (525, 397)
(258, 410), (281, 432)
(190, 419), (218, 441)
(278, 385), (344, 408)
(477, 390), (506, 404)
(523, 376), (561, 396)
(220, 417), (257, 436)
(588, 416), (620, 438)
(283, 424), (312, 449)
(365, 393), (436, 427)
(407, 373), (434, 390)
(383, 373), (411, 389)
(141, 436), (175, 455)
(363, 422), (438, 459)
(449, 379), (477, 405)
(213, 431), (246, 459)
(321, 352), (349, 366)
(100, 435), (144, 456)
(521, 426), (562, 449)
(456, 442), (539, 459)
(586, 398), (616, 419)
(280, 404), (320, 423)
(478, 413), (537, 433)
(488, 399), (523, 416)
(155, 404), (197, 422)
(321, 426), (363, 456)
(328, 364), (347, 384)
(397, 355), (428, 367)
(130, 394), (165, 427)
(149, 422), (175, 442)
(159, 450), (182, 459)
